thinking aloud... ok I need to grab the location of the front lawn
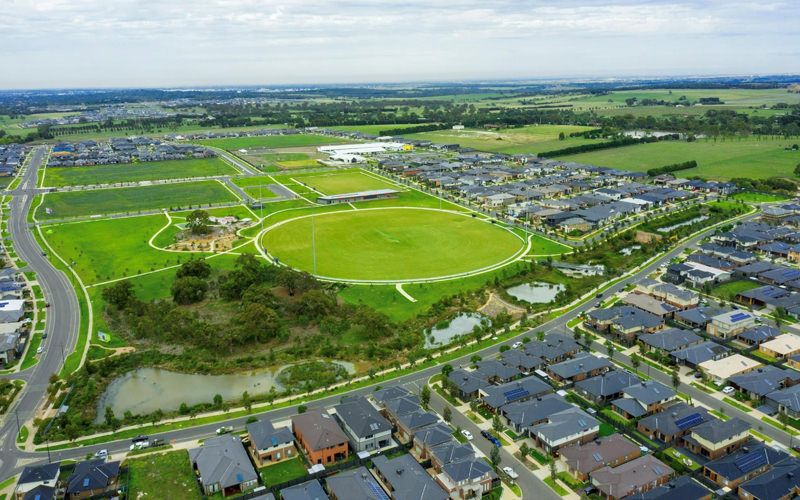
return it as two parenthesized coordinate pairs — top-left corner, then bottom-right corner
(529, 448), (552, 465)
(259, 456), (308, 487)
(723, 397), (752, 412)
(544, 477), (569, 496)
(127, 450), (201, 500)
(557, 471), (586, 491)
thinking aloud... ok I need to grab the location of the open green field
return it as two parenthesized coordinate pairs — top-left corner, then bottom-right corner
(559, 137), (800, 180)
(293, 170), (400, 195)
(327, 123), (427, 135)
(404, 124), (601, 154)
(231, 176), (280, 200)
(42, 214), (190, 284)
(37, 180), (239, 220)
(43, 157), (237, 187)
(197, 133), (349, 151)
(262, 207), (524, 281)
(127, 450), (201, 500)
(731, 192), (790, 203)
(241, 151), (319, 170)
(710, 279), (762, 301)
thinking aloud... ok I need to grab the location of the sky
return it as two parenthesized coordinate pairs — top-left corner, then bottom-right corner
(2, 0), (799, 89)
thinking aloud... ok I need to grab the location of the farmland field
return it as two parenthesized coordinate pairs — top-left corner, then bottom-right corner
(240, 151), (320, 170)
(559, 137), (800, 180)
(197, 133), (349, 151)
(41, 214), (191, 284)
(127, 450), (201, 500)
(403, 124), (602, 154)
(262, 207), (525, 281)
(327, 123), (427, 135)
(291, 170), (400, 195)
(43, 157), (237, 187)
(37, 180), (240, 219)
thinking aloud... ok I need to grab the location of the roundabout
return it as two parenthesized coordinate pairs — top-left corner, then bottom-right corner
(259, 207), (528, 283)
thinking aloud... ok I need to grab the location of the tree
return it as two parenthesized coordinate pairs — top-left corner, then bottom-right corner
(536, 331), (545, 342)
(489, 445), (501, 470)
(492, 415), (504, 434)
(779, 411), (789, 430)
(213, 394), (223, 409)
(519, 442), (530, 457)
(104, 406), (119, 430)
(631, 353), (641, 372)
(177, 258), (211, 279)
(549, 461), (557, 481)
(441, 364), (454, 379)
(186, 209), (211, 235)
(242, 391), (252, 413)
(671, 370), (680, 390)
(605, 340), (614, 359)
(101, 280), (135, 309)
(421, 385), (431, 409)
(298, 405), (307, 414)
(443, 406), (452, 423)
(171, 276), (208, 304)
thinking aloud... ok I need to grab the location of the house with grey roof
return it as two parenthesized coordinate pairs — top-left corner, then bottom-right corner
(412, 422), (454, 459)
(729, 366), (800, 402)
(395, 409), (440, 442)
(280, 479), (329, 500)
(630, 475), (711, 500)
(372, 454), (448, 500)
(622, 293), (679, 318)
(382, 396), (421, 424)
(638, 328), (703, 354)
(499, 393), (573, 434)
(547, 352), (613, 385)
(530, 407), (600, 453)
(474, 359), (520, 384)
(637, 402), (711, 444)
(674, 306), (723, 329)
(429, 440), (475, 470)
(326, 466), (387, 500)
(246, 419), (296, 466)
(738, 457), (800, 500)
(334, 396), (392, 453)
(737, 325), (781, 346)
(436, 457), (497, 499)
(586, 305), (664, 344)
(559, 434), (641, 481)
(372, 386), (412, 406)
(15, 462), (60, 500)
(612, 381), (676, 419)
(683, 417), (750, 460)
(591, 455), (674, 500)
(670, 340), (730, 369)
(522, 333), (581, 363)
(447, 369), (489, 400)
(766, 383), (800, 418)
(703, 440), (788, 491)
(478, 375), (552, 411)
(575, 370), (641, 404)
(65, 459), (121, 499)
(292, 410), (350, 465)
(499, 349), (544, 374)
(189, 435), (258, 497)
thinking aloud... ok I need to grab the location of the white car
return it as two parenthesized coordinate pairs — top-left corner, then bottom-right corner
(461, 429), (473, 441)
(722, 386), (735, 395)
(36, 346), (43, 354)
(512, 341), (523, 349)
(502, 466), (519, 479)
(95, 449), (108, 459)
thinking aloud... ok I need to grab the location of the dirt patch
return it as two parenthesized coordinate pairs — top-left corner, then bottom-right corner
(635, 231), (663, 244)
(168, 225), (241, 253)
(478, 292), (526, 319)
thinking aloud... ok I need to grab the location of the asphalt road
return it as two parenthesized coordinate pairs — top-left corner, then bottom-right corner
(0, 147), (81, 478)
(0, 175), (766, 499)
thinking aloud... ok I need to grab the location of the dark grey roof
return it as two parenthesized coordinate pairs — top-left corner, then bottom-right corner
(280, 479), (329, 500)
(549, 352), (612, 379)
(430, 440), (475, 466)
(704, 440), (788, 481)
(522, 333), (580, 362)
(622, 380), (675, 405)
(326, 466), (387, 500)
(500, 394), (573, 427)
(22, 485), (55, 500)
(335, 396), (392, 438)
(630, 475), (712, 499)
(766, 384), (800, 412)
(639, 328), (702, 352)
(611, 397), (647, 418)
(671, 341), (730, 365)
(66, 459), (120, 495)
(384, 396), (421, 418)
(690, 417), (750, 443)
(474, 359), (520, 381)
(448, 369), (489, 394)
(372, 454), (447, 500)
(638, 402), (710, 436)
(738, 325), (781, 344)
(18, 462), (60, 485)
(442, 457), (495, 483)
(373, 386), (412, 405)
(730, 366), (800, 397)
(739, 457), (800, 500)
(531, 407), (599, 443)
(413, 422), (453, 449)
(575, 370), (640, 399)
(246, 419), (294, 451)
(189, 435), (258, 490)
(396, 409), (439, 431)
(480, 376), (552, 409)
(499, 349), (544, 370)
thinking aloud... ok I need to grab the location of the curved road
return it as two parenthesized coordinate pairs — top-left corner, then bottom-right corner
(0, 164), (766, 499)
(0, 147), (81, 478)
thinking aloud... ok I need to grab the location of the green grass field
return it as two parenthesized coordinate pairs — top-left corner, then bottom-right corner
(42, 214), (192, 284)
(709, 279), (762, 301)
(259, 456), (308, 487)
(293, 170), (400, 195)
(43, 157), (237, 187)
(731, 192), (790, 202)
(242, 151), (319, 170)
(197, 133), (348, 151)
(559, 137), (800, 180)
(37, 180), (239, 220)
(263, 208), (524, 280)
(404, 124), (601, 154)
(127, 450), (201, 500)
(327, 123), (426, 135)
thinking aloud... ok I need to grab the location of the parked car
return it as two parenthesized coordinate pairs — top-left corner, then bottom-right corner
(36, 346), (43, 354)
(480, 430), (501, 447)
(42, 333), (47, 339)
(95, 449), (108, 459)
(512, 341), (523, 349)
(722, 386), (735, 395)
(502, 466), (519, 479)
(596, 293), (603, 299)
(461, 429), (473, 441)
(131, 435), (149, 444)
(693, 372), (702, 379)
(216, 426), (233, 435)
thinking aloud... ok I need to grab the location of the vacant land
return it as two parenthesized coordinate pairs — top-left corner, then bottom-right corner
(710, 280), (762, 301)
(37, 180), (239, 219)
(263, 208), (524, 280)
(42, 214), (190, 284)
(404, 124), (602, 154)
(294, 170), (399, 195)
(43, 157), (237, 187)
(327, 123), (426, 135)
(560, 137), (800, 180)
(197, 133), (348, 151)
(127, 450), (201, 500)
(731, 192), (790, 203)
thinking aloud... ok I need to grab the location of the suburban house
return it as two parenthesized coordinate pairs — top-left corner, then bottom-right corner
(246, 419), (296, 466)
(699, 354), (762, 385)
(65, 460), (121, 500)
(702, 440), (788, 491)
(447, 369), (489, 400)
(429, 440), (476, 471)
(586, 306), (663, 343)
(529, 406), (600, 454)
(547, 352), (613, 385)
(765, 384), (800, 418)
(590, 455), (673, 500)
(280, 479), (329, 500)
(728, 366), (800, 403)
(474, 359), (521, 384)
(736, 325), (781, 346)
(478, 376), (552, 412)
(522, 333), (581, 363)
(706, 310), (756, 339)
(15, 462), (60, 500)
(292, 410), (350, 465)
(636, 280), (699, 309)
(759, 333), (800, 360)
(334, 396), (392, 453)
(622, 292), (679, 318)
(412, 422), (454, 460)
(499, 349), (544, 374)
(638, 328), (703, 355)
(632, 475), (711, 499)
(0, 331), (21, 366)
(499, 394), (573, 435)
(394, 409), (439, 442)
(682, 417), (751, 460)
(436, 456), (497, 499)
(738, 457), (800, 500)
(326, 466), (388, 500)
(574, 370), (640, 404)
(611, 381), (676, 419)
(0, 300), (25, 323)
(372, 454), (448, 500)
(670, 341), (730, 369)
(637, 402), (711, 444)
(559, 434), (641, 482)
(189, 435), (258, 497)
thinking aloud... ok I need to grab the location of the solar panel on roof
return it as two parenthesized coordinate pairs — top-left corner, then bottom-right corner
(674, 412), (704, 430)
(735, 451), (768, 473)
(578, 419), (587, 426)
(730, 312), (751, 323)
(503, 388), (529, 401)
(592, 452), (603, 463)
(653, 466), (663, 475)
(366, 480), (390, 500)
